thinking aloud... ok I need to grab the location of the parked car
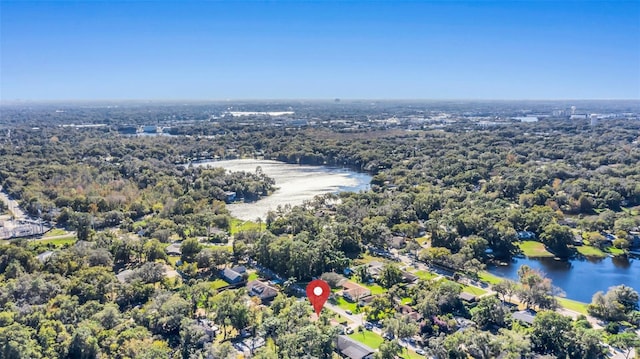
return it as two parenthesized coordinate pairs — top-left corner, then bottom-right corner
(415, 348), (426, 356)
(345, 310), (352, 315)
(364, 323), (373, 330)
(345, 327), (354, 334)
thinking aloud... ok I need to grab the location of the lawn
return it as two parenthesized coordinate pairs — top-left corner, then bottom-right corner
(334, 296), (358, 312)
(43, 228), (67, 237)
(518, 241), (554, 258)
(557, 297), (588, 315)
(575, 245), (607, 258)
(414, 270), (437, 281)
(247, 271), (259, 281)
(478, 271), (504, 285)
(362, 283), (386, 295)
(605, 247), (625, 256)
(348, 331), (384, 349)
(401, 297), (413, 305)
(32, 236), (77, 247)
(230, 218), (261, 235)
(211, 279), (229, 289)
(462, 285), (487, 296)
(352, 253), (382, 266)
(416, 235), (430, 246)
(167, 255), (181, 266)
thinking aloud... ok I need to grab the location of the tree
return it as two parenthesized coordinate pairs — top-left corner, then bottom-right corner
(608, 331), (640, 359)
(472, 296), (506, 329)
(588, 285), (639, 321)
(531, 311), (573, 357)
(0, 323), (44, 359)
(539, 223), (573, 257)
(378, 263), (403, 289)
(67, 321), (100, 359)
(180, 238), (202, 262)
(375, 339), (402, 359)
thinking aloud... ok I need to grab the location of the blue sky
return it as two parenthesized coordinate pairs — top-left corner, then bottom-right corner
(1, 1), (639, 100)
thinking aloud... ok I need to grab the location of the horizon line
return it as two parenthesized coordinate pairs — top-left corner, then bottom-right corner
(2, 97), (639, 105)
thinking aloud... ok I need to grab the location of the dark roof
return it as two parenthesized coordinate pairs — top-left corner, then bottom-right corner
(512, 310), (536, 324)
(247, 280), (279, 301)
(336, 335), (374, 359)
(221, 268), (243, 283)
(231, 266), (247, 274)
(458, 292), (477, 302)
(402, 271), (418, 282)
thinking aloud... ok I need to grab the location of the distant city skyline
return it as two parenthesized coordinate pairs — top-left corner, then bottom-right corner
(1, 1), (639, 101)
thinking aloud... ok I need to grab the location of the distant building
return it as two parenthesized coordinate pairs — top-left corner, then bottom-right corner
(165, 242), (182, 256)
(335, 335), (375, 359)
(517, 231), (536, 240)
(224, 191), (237, 203)
(116, 269), (135, 283)
(35, 250), (54, 263)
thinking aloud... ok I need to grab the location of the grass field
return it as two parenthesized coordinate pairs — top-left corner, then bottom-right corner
(43, 228), (67, 237)
(348, 331), (422, 359)
(32, 236), (76, 247)
(362, 283), (386, 295)
(605, 247), (625, 256)
(348, 331), (384, 349)
(230, 218), (261, 235)
(576, 245), (607, 258)
(518, 241), (554, 258)
(335, 296), (358, 312)
(414, 270), (437, 281)
(462, 285), (488, 296)
(247, 272), (259, 281)
(211, 279), (229, 289)
(167, 255), (181, 265)
(478, 271), (504, 285)
(557, 297), (589, 315)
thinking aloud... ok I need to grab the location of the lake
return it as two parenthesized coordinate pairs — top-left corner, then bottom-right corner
(488, 255), (640, 303)
(192, 159), (371, 221)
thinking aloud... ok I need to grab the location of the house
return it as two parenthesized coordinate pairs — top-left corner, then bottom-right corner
(247, 280), (279, 303)
(572, 233), (584, 246)
(116, 269), (135, 283)
(335, 335), (375, 359)
(390, 236), (406, 249)
(221, 268), (244, 284)
(367, 261), (385, 278)
(165, 242), (182, 256)
(224, 191), (237, 203)
(36, 250), (54, 263)
(517, 231), (536, 240)
(341, 281), (371, 302)
(232, 266), (247, 275)
(402, 271), (418, 283)
(458, 292), (478, 303)
(197, 319), (219, 340)
(398, 304), (422, 322)
(512, 309), (536, 325)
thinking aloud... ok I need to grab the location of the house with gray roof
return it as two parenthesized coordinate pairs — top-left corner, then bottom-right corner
(335, 335), (374, 359)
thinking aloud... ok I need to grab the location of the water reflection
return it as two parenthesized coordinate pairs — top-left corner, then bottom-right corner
(489, 255), (639, 302)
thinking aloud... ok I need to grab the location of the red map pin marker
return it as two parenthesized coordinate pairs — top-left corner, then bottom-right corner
(306, 279), (331, 316)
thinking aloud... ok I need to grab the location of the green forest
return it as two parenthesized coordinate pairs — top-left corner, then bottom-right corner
(0, 107), (639, 359)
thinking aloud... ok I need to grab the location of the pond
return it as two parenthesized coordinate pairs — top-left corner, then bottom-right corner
(488, 255), (640, 303)
(192, 159), (371, 221)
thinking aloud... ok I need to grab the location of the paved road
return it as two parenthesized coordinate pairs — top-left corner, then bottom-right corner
(0, 186), (26, 221)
